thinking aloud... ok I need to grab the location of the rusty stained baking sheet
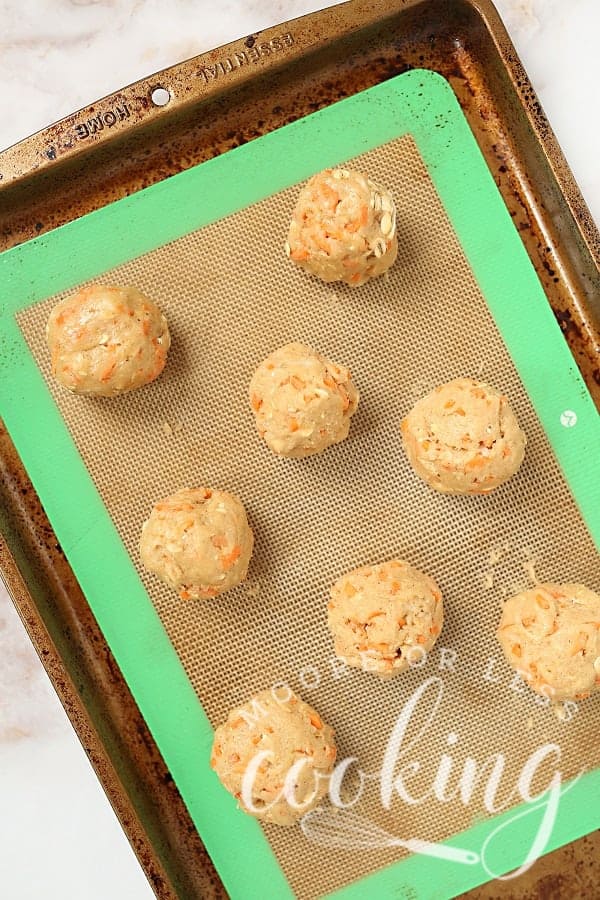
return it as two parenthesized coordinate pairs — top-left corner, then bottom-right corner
(1, 1), (599, 898)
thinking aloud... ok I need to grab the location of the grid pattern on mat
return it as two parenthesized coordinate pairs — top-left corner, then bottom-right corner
(17, 134), (600, 900)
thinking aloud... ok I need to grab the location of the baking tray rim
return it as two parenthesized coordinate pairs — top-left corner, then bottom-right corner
(1, 1), (600, 897)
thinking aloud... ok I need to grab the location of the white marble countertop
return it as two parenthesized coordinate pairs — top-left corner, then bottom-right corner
(0, 2), (598, 898)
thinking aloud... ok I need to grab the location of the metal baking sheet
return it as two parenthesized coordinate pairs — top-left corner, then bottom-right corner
(1, 1), (599, 897)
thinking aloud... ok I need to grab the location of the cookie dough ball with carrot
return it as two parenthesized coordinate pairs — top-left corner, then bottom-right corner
(249, 342), (359, 458)
(401, 377), (526, 494)
(139, 488), (253, 600)
(286, 167), (398, 286)
(327, 560), (443, 678)
(46, 283), (170, 397)
(497, 583), (600, 703)
(211, 689), (336, 825)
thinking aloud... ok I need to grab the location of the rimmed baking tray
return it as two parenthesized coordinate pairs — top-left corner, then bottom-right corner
(1, 1), (599, 898)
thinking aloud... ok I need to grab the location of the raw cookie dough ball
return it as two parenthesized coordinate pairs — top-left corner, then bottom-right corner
(286, 167), (398, 286)
(327, 560), (443, 677)
(46, 283), (170, 397)
(401, 378), (526, 495)
(210, 689), (336, 825)
(497, 583), (600, 703)
(139, 488), (253, 600)
(249, 342), (359, 458)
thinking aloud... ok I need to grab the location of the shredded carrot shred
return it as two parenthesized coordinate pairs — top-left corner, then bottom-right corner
(466, 456), (486, 469)
(100, 361), (117, 383)
(290, 247), (309, 261)
(338, 385), (350, 410)
(221, 545), (241, 569)
(319, 181), (339, 209)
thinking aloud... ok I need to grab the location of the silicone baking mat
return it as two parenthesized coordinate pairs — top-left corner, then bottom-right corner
(2, 70), (600, 900)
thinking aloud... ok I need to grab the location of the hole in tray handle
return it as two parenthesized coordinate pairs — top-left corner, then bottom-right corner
(151, 87), (171, 107)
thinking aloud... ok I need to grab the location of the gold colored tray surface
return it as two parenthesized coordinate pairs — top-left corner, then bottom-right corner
(1, 2), (599, 897)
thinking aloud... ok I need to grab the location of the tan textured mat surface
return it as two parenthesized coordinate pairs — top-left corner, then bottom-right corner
(18, 135), (600, 899)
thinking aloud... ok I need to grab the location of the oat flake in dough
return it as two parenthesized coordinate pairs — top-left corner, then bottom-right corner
(46, 283), (170, 397)
(497, 583), (600, 703)
(327, 560), (443, 678)
(286, 167), (398, 286)
(211, 689), (336, 825)
(139, 488), (253, 600)
(401, 377), (526, 494)
(249, 342), (359, 457)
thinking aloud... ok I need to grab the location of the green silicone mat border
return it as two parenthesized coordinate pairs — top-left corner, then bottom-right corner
(1, 70), (599, 899)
